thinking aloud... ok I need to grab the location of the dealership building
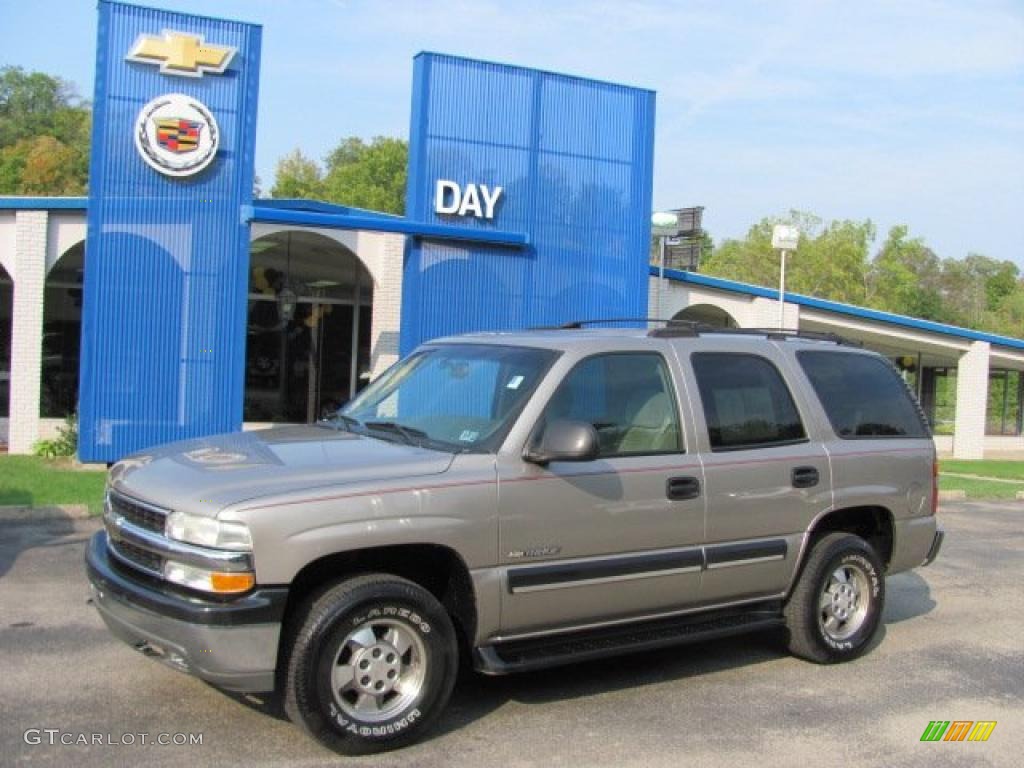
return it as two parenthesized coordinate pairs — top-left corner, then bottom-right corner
(1, 0), (1022, 460)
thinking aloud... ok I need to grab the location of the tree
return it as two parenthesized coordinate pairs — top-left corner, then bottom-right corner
(271, 137), (408, 214)
(0, 66), (90, 194)
(701, 210), (873, 304)
(270, 148), (324, 199)
(867, 225), (944, 320)
(322, 136), (407, 214)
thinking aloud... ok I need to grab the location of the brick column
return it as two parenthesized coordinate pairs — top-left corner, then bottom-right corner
(9, 210), (47, 454)
(366, 233), (404, 378)
(953, 340), (990, 459)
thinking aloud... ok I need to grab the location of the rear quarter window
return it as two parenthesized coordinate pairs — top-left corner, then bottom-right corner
(797, 351), (929, 439)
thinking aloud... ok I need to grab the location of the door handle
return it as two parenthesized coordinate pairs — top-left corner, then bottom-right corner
(667, 476), (701, 500)
(792, 466), (820, 489)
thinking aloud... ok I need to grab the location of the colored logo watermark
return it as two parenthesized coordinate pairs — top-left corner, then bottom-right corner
(920, 721), (997, 742)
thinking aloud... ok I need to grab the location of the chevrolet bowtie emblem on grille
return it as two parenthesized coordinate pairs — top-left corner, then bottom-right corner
(126, 30), (236, 78)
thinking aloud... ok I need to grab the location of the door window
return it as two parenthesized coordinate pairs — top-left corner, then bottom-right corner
(540, 353), (683, 457)
(691, 353), (806, 451)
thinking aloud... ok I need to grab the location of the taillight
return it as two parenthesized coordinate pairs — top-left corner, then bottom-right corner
(930, 458), (939, 515)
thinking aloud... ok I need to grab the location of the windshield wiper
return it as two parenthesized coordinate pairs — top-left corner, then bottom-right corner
(318, 413), (362, 432)
(364, 421), (429, 446)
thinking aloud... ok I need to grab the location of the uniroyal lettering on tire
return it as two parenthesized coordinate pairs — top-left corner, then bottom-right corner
(284, 575), (458, 756)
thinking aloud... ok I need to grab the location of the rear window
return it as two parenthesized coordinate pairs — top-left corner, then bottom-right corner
(797, 351), (929, 439)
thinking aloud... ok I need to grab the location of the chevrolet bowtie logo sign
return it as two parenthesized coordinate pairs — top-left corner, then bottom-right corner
(126, 30), (236, 78)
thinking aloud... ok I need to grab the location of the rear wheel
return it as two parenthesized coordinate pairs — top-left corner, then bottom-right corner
(783, 533), (884, 663)
(284, 574), (458, 754)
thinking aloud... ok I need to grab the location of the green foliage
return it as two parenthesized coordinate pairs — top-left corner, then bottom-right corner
(702, 210), (874, 304)
(32, 413), (78, 459)
(270, 148), (324, 199)
(702, 212), (1024, 337)
(271, 136), (408, 215)
(0, 66), (90, 195)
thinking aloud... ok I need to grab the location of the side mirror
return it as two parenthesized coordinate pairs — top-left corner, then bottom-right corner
(525, 419), (600, 465)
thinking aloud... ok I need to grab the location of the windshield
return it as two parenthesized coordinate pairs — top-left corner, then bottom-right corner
(336, 344), (558, 452)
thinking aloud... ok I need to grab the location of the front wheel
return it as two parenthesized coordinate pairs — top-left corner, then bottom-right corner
(283, 574), (458, 755)
(783, 532), (885, 663)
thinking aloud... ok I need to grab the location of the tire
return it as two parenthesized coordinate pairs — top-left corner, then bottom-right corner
(283, 574), (459, 755)
(783, 532), (884, 664)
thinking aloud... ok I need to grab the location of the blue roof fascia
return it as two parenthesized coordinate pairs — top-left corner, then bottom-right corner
(243, 204), (529, 248)
(252, 198), (405, 220)
(0, 197), (88, 210)
(651, 266), (1024, 352)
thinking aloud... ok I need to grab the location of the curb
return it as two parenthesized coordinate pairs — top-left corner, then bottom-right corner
(937, 489), (967, 501)
(0, 504), (93, 522)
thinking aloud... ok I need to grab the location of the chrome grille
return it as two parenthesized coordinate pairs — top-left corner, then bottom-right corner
(108, 537), (163, 577)
(109, 491), (168, 534)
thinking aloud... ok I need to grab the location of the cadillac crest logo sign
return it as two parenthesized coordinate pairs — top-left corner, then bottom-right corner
(134, 93), (219, 177)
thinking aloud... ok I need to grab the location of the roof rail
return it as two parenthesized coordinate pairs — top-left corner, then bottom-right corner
(649, 325), (861, 346)
(529, 318), (689, 330)
(527, 318), (860, 347)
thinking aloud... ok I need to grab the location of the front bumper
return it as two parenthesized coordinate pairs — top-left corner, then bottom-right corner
(85, 531), (286, 692)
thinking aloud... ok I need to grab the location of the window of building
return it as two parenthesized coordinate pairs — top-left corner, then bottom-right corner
(692, 353), (806, 451)
(41, 243), (84, 418)
(0, 264), (12, 419)
(987, 369), (1023, 437)
(798, 351), (929, 439)
(246, 231), (373, 423)
(540, 353), (682, 457)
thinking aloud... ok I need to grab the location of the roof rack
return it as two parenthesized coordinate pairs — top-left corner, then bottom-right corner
(530, 318), (683, 330)
(529, 317), (859, 346)
(649, 325), (861, 346)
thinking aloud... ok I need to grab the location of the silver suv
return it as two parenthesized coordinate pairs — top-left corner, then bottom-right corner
(86, 325), (944, 754)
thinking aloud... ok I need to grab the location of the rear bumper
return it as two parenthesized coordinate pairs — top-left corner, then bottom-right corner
(889, 516), (940, 573)
(85, 531), (286, 692)
(922, 527), (944, 567)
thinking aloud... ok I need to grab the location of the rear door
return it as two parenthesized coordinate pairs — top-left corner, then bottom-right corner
(496, 350), (705, 636)
(681, 343), (832, 604)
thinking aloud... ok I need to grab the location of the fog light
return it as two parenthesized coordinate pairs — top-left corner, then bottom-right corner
(164, 561), (255, 594)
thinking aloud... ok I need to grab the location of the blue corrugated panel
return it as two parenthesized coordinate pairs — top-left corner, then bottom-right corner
(78, 1), (261, 462)
(401, 53), (655, 354)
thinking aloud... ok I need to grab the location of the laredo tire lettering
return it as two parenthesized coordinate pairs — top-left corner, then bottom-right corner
(284, 575), (457, 756)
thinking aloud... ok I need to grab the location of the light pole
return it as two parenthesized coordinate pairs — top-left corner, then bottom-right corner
(651, 211), (678, 320)
(771, 224), (800, 329)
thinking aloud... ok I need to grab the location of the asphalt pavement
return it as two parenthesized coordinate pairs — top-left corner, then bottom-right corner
(1, 501), (1021, 767)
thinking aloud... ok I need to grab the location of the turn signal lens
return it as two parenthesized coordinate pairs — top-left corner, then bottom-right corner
(210, 571), (256, 593)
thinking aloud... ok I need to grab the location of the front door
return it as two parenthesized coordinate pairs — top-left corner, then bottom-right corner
(497, 351), (704, 636)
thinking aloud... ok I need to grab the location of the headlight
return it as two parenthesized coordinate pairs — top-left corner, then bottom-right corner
(164, 511), (252, 551)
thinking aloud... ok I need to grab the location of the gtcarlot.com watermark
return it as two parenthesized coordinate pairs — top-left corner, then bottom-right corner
(24, 729), (203, 747)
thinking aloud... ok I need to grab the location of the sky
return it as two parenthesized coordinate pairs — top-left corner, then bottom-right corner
(2, 0), (1023, 267)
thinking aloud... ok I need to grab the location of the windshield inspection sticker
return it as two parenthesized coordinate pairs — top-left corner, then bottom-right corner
(507, 375), (525, 390)
(458, 430), (479, 443)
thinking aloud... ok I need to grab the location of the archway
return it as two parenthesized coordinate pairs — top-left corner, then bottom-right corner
(246, 230), (373, 423)
(672, 303), (738, 329)
(0, 263), (11, 419)
(42, 241), (85, 417)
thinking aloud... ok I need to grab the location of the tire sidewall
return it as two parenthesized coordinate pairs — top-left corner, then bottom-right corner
(810, 541), (884, 659)
(292, 580), (457, 753)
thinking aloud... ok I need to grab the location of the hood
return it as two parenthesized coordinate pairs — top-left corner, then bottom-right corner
(109, 426), (455, 517)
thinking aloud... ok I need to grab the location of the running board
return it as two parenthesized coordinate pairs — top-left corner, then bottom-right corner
(475, 602), (784, 675)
